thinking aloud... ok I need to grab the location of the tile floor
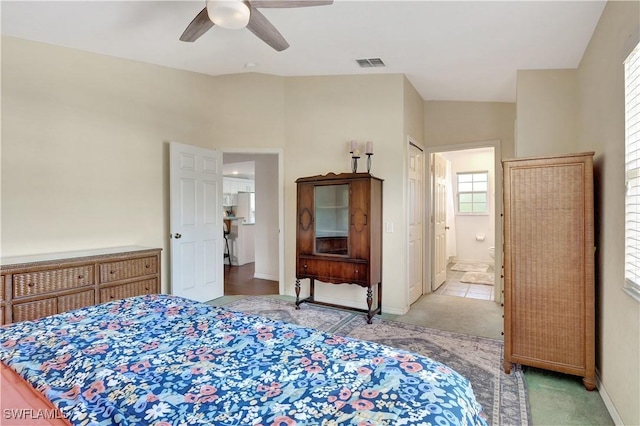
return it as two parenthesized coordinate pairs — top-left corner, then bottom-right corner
(434, 262), (496, 301)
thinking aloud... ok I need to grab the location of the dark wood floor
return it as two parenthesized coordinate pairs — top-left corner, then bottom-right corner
(224, 262), (279, 296)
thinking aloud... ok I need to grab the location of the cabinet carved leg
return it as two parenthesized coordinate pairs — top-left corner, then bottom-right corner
(366, 286), (373, 324)
(503, 361), (512, 374)
(309, 278), (315, 302)
(293, 278), (380, 324)
(295, 279), (301, 309)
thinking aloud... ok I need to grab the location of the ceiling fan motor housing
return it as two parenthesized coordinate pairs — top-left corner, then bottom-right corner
(206, 1), (251, 30)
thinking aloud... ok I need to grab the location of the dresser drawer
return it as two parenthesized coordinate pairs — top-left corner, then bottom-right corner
(13, 266), (94, 298)
(100, 278), (158, 302)
(58, 290), (95, 313)
(0, 275), (4, 301)
(298, 259), (367, 284)
(13, 298), (57, 322)
(99, 257), (158, 283)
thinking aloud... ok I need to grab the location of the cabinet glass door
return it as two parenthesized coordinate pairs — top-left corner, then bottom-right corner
(315, 184), (349, 255)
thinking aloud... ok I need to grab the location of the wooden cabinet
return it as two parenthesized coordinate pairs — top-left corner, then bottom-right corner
(295, 172), (383, 323)
(502, 152), (595, 390)
(1, 246), (161, 324)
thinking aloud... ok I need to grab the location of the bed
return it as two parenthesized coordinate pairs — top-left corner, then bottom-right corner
(0, 294), (488, 425)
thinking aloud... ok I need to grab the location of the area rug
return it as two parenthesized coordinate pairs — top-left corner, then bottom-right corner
(461, 271), (495, 285)
(222, 296), (530, 426)
(451, 262), (490, 272)
(221, 295), (354, 332)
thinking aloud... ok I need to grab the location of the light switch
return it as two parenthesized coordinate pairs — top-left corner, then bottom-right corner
(385, 221), (394, 233)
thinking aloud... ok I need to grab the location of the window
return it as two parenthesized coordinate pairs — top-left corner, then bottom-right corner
(625, 41), (640, 299)
(456, 171), (488, 214)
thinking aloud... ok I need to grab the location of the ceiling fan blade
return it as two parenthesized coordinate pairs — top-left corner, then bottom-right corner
(180, 7), (214, 42)
(250, 0), (333, 8)
(246, 7), (290, 51)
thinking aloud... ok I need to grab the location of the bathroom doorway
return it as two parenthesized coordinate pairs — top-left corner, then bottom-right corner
(426, 141), (502, 304)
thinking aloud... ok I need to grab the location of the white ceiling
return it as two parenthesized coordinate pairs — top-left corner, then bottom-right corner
(223, 160), (255, 179)
(1, 1), (606, 102)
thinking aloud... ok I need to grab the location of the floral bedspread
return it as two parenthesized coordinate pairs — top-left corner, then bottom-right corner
(0, 294), (488, 426)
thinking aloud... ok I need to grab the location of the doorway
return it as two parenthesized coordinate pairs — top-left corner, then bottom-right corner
(222, 150), (283, 296)
(426, 141), (502, 304)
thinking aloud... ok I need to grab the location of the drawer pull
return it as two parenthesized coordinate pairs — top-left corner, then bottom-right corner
(145, 265), (150, 269)
(110, 295), (115, 299)
(28, 283), (35, 287)
(110, 271), (116, 275)
(78, 275), (84, 279)
(145, 287), (150, 291)
(304, 264), (307, 269)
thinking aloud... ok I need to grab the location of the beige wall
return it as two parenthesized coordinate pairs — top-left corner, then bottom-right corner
(283, 75), (409, 313)
(207, 73), (287, 148)
(576, 1), (640, 424)
(404, 76), (425, 144)
(423, 101), (516, 159)
(1, 37), (416, 314)
(515, 69), (579, 157)
(1, 38), (289, 293)
(1, 37), (220, 288)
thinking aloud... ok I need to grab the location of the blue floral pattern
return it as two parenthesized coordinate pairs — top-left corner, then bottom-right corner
(0, 294), (488, 425)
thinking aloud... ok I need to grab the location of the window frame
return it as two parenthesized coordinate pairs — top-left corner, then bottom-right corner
(624, 41), (640, 301)
(456, 171), (489, 215)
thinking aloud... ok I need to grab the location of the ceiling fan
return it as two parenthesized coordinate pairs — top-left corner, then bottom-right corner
(180, 0), (333, 52)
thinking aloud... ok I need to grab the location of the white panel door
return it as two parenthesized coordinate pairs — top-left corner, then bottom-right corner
(170, 142), (223, 302)
(433, 153), (448, 290)
(408, 143), (424, 304)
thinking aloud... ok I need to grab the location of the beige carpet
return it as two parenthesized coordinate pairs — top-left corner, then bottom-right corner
(461, 271), (495, 285)
(451, 262), (490, 272)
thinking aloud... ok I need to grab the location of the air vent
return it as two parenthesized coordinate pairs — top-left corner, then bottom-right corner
(356, 58), (386, 68)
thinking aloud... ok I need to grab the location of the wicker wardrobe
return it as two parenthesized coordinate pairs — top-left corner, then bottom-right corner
(502, 152), (595, 390)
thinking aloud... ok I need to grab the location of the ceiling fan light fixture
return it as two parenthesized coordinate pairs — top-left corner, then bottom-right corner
(207, 0), (250, 30)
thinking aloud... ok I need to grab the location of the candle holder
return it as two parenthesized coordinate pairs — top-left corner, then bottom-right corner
(351, 154), (360, 173)
(366, 153), (373, 173)
(349, 140), (360, 173)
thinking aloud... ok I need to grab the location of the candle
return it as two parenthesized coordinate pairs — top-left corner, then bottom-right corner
(350, 140), (357, 153)
(366, 141), (373, 154)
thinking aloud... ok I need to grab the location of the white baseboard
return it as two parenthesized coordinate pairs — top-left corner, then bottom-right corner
(253, 272), (278, 281)
(451, 257), (494, 264)
(596, 370), (624, 425)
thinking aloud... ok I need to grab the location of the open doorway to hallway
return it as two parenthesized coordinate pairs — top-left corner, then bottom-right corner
(224, 263), (279, 295)
(222, 151), (282, 296)
(427, 142), (502, 304)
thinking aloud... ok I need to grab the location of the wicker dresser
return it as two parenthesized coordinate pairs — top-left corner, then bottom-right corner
(502, 152), (595, 390)
(0, 246), (161, 324)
